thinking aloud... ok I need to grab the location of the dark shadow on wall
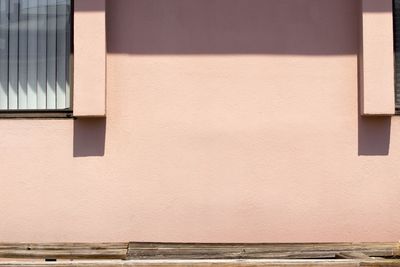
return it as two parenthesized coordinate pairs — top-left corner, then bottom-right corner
(358, 116), (391, 156)
(75, 0), (105, 12)
(73, 118), (106, 157)
(105, 0), (360, 55)
(363, 0), (393, 12)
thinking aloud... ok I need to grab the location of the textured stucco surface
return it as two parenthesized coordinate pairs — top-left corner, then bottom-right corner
(0, 0), (400, 242)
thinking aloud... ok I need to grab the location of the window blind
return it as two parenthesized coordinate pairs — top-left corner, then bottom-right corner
(0, 0), (71, 111)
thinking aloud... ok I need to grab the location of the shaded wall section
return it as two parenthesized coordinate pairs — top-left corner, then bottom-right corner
(107, 0), (358, 55)
(1, 0), (400, 243)
(73, 118), (106, 157)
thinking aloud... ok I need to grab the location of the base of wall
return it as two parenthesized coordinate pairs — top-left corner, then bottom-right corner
(0, 242), (399, 266)
(0, 258), (398, 267)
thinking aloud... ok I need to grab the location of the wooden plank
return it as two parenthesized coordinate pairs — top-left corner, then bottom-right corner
(127, 243), (400, 260)
(360, 260), (400, 267)
(0, 243), (128, 250)
(336, 253), (371, 260)
(128, 242), (400, 250)
(128, 249), (336, 260)
(0, 259), (364, 267)
(0, 249), (127, 259)
(0, 243), (128, 260)
(0, 242), (398, 264)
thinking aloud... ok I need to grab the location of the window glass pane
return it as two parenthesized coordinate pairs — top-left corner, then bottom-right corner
(0, 0), (71, 111)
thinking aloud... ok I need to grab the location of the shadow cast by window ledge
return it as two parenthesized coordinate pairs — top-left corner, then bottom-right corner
(73, 118), (106, 157)
(358, 116), (391, 156)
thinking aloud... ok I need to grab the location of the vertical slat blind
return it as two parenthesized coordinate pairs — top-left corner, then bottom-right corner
(0, 0), (71, 111)
(394, 0), (400, 111)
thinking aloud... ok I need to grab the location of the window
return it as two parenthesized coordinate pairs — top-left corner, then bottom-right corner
(0, 0), (72, 113)
(394, 0), (400, 112)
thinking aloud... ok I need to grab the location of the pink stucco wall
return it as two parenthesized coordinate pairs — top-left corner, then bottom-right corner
(1, 0), (400, 242)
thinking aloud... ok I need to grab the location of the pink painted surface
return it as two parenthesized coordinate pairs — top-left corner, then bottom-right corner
(0, 0), (400, 242)
(361, 0), (395, 115)
(73, 0), (106, 117)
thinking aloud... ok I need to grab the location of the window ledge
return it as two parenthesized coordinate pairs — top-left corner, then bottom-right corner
(0, 111), (73, 119)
